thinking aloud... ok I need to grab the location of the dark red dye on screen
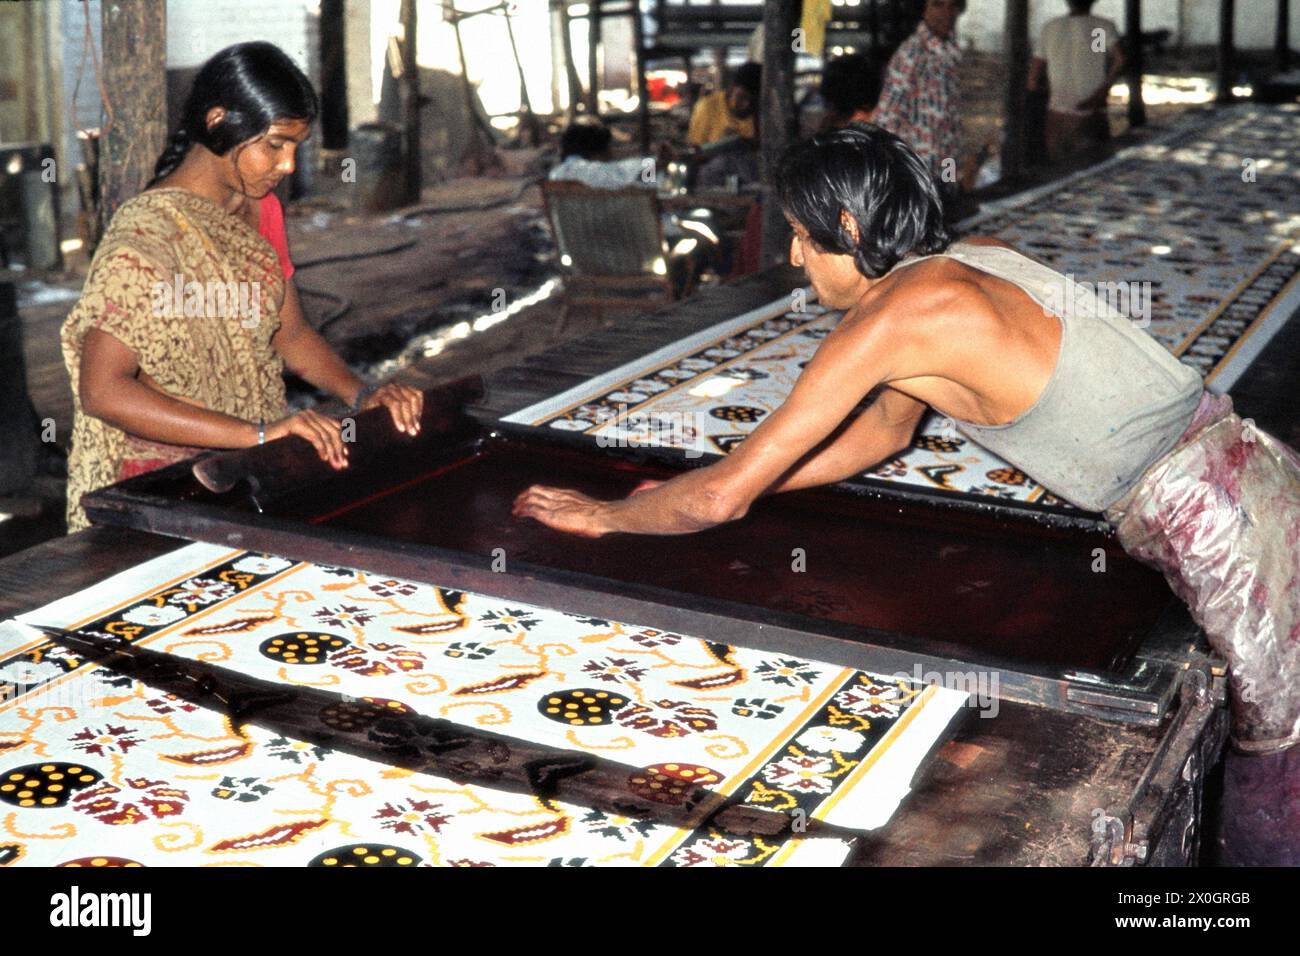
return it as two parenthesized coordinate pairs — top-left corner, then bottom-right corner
(316, 441), (1172, 670)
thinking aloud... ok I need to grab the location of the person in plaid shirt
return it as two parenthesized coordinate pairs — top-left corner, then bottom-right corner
(873, 0), (965, 191)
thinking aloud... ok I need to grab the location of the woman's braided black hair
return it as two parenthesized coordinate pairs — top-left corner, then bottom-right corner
(148, 41), (318, 188)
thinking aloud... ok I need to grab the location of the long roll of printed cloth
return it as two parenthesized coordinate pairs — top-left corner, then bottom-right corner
(1, 544), (968, 867)
(1106, 392), (1300, 754)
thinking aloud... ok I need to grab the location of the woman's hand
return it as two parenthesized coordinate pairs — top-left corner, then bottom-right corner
(360, 383), (423, 437)
(264, 409), (349, 469)
(512, 486), (614, 538)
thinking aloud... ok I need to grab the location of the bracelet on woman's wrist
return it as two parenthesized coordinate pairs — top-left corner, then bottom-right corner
(351, 382), (379, 413)
(257, 419), (266, 446)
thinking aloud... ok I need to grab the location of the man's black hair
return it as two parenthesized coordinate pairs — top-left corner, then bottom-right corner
(731, 62), (762, 96)
(560, 121), (613, 160)
(820, 53), (885, 117)
(777, 124), (951, 279)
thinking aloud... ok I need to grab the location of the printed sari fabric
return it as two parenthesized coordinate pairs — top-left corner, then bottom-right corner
(1106, 392), (1300, 753)
(61, 188), (290, 531)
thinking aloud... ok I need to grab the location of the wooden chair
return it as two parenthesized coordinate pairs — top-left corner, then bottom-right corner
(541, 179), (695, 332)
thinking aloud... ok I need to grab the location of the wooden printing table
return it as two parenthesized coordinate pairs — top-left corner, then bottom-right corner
(475, 265), (1235, 866)
(0, 525), (1226, 866)
(49, 265), (1249, 866)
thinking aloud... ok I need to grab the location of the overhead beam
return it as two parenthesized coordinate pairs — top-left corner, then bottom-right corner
(759, 0), (799, 268)
(320, 0), (349, 150)
(1278, 0), (1292, 71)
(503, 1), (541, 145)
(1217, 0), (1237, 102)
(400, 0), (420, 200)
(587, 0), (602, 114)
(556, 0), (585, 116)
(1002, 0), (1030, 184)
(99, 0), (166, 228)
(1126, 0), (1146, 127)
(631, 1), (651, 155)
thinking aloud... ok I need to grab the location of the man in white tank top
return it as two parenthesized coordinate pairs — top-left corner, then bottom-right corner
(1028, 1), (1125, 162)
(515, 125), (1300, 860)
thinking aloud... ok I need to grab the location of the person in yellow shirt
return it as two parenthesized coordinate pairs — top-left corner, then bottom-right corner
(687, 63), (761, 147)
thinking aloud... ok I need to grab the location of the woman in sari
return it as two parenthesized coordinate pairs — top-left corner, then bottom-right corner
(62, 42), (422, 531)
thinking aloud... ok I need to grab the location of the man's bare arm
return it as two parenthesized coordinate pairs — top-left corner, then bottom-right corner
(769, 387), (924, 493)
(514, 305), (912, 537)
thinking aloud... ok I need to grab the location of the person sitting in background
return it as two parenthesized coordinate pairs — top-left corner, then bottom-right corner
(548, 120), (720, 288)
(687, 62), (761, 148)
(819, 52), (886, 130)
(1028, 0), (1125, 163)
(548, 121), (655, 190)
(873, 0), (965, 193)
(688, 63), (763, 191)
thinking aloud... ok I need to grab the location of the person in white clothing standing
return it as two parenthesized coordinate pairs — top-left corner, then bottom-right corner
(1028, 0), (1126, 163)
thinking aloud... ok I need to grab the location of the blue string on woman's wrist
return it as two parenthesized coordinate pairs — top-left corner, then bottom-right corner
(351, 382), (379, 413)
